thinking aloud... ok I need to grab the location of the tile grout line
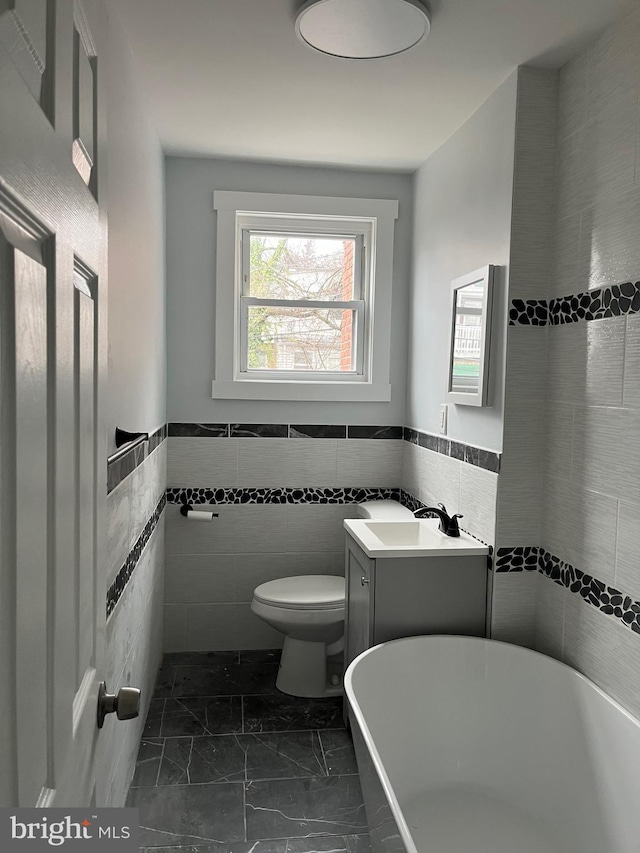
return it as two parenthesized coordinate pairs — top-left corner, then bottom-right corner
(316, 728), (330, 776)
(155, 739), (165, 788)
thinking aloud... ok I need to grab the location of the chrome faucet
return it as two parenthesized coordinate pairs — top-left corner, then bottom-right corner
(414, 503), (463, 537)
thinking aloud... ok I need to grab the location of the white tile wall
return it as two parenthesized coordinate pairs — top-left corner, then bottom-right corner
(183, 603), (283, 651)
(533, 575), (568, 661)
(543, 403), (574, 484)
(562, 590), (640, 721)
(527, 4), (640, 716)
(490, 572), (537, 648)
(623, 315), (640, 408)
(167, 437), (238, 486)
(104, 521), (164, 805)
(571, 405), (640, 504)
(165, 553), (236, 603)
(508, 68), (558, 300)
(165, 503), (288, 555)
(163, 603), (186, 652)
(614, 500), (640, 601)
(545, 319), (625, 407)
(106, 442), (166, 586)
(106, 478), (132, 586)
(459, 465), (498, 546)
(541, 476), (617, 585)
(285, 504), (360, 552)
(336, 439), (403, 487)
(104, 440), (166, 805)
(165, 431), (380, 649)
(237, 438), (339, 487)
(578, 191), (640, 292)
(418, 449), (461, 514)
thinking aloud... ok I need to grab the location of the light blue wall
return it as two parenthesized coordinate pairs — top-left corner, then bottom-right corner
(165, 157), (413, 424)
(107, 6), (166, 451)
(407, 72), (518, 452)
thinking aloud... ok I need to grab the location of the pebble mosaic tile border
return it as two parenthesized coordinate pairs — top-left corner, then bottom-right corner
(107, 424), (167, 494)
(166, 486), (400, 506)
(168, 423), (403, 440)
(107, 495), (166, 618)
(509, 280), (640, 326)
(403, 428), (501, 474)
(495, 546), (640, 636)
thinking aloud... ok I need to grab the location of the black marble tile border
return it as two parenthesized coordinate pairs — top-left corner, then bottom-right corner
(168, 423), (229, 437)
(107, 494), (166, 618)
(495, 546), (640, 637)
(166, 487), (400, 506)
(107, 424), (167, 494)
(509, 280), (640, 326)
(167, 423), (404, 440)
(403, 427), (501, 474)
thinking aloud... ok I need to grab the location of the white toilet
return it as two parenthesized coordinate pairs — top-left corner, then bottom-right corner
(250, 500), (413, 698)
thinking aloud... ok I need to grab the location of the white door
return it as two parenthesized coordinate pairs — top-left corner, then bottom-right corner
(0, 0), (109, 807)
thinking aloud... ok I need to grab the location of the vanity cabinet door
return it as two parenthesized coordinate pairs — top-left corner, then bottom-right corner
(345, 538), (375, 669)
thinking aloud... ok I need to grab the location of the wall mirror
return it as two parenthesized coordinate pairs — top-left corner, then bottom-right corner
(447, 265), (494, 407)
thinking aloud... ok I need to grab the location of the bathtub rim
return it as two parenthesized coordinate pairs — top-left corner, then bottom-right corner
(344, 634), (640, 853)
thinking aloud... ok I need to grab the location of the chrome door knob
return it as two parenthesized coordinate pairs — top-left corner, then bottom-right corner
(361, 576), (370, 586)
(97, 681), (141, 729)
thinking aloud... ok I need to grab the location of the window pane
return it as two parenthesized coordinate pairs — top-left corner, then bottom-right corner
(451, 282), (483, 393)
(249, 234), (356, 301)
(247, 305), (355, 371)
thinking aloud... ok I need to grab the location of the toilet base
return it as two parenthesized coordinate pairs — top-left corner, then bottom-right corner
(276, 637), (343, 698)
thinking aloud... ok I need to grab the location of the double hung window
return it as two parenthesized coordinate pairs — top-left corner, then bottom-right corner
(212, 191), (398, 402)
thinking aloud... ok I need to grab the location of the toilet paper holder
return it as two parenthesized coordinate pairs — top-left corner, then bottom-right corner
(180, 501), (219, 520)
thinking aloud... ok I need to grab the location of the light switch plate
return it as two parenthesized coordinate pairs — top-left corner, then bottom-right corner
(439, 404), (448, 434)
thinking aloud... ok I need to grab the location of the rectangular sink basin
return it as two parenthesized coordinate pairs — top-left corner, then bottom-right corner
(365, 521), (432, 546)
(344, 518), (489, 558)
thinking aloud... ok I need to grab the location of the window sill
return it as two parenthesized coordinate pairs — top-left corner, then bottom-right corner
(211, 379), (391, 402)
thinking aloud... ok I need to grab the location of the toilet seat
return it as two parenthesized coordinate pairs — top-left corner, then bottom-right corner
(253, 575), (345, 611)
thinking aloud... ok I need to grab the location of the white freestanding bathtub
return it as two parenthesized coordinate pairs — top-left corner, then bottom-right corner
(345, 635), (640, 853)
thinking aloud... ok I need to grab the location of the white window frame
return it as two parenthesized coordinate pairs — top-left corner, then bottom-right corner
(212, 191), (398, 402)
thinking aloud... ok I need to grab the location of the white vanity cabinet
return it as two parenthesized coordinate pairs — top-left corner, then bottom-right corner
(344, 531), (488, 669)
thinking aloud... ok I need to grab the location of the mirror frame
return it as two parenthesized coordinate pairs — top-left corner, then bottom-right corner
(447, 264), (495, 407)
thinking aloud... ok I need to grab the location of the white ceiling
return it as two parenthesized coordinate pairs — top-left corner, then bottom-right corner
(114, 0), (626, 171)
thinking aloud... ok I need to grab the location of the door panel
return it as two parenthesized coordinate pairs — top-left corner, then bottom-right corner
(0, 0), (107, 807)
(0, 0), (51, 109)
(13, 244), (49, 806)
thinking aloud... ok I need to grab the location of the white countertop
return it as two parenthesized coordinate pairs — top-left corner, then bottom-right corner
(344, 517), (489, 558)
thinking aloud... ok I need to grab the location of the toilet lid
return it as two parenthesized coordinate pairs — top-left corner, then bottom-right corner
(253, 575), (345, 610)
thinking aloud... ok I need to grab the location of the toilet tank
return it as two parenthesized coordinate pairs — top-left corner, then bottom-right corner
(357, 500), (413, 520)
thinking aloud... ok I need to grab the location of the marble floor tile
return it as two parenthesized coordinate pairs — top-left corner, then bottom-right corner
(188, 736), (247, 785)
(237, 662), (280, 695)
(244, 731), (325, 781)
(162, 697), (243, 737)
(164, 651), (240, 667)
(143, 698), (166, 737)
(319, 731), (358, 776)
(157, 738), (194, 786)
(138, 838), (370, 853)
(131, 738), (163, 787)
(239, 649), (282, 665)
(172, 663), (279, 698)
(128, 783), (245, 846)
(245, 775), (367, 840)
(154, 666), (177, 698)
(285, 837), (371, 853)
(243, 696), (344, 733)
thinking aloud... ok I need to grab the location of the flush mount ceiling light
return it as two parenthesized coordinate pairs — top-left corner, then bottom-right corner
(295, 0), (431, 60)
